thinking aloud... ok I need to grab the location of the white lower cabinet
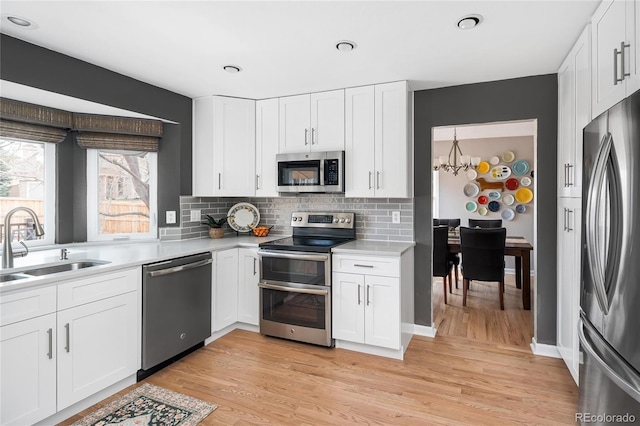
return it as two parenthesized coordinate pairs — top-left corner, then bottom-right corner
(0, 313), (57, 426)
(332, 250), (413, 359)
(557, 197), (582, 385)
(333, 272), (399, 349)
(0, 267), (140, 426)
(213, 248), (239, 331)
(237, 248), (259, 326)
(57, 291), (138, 410)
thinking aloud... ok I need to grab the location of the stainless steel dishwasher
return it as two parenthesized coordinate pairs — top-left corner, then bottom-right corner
(139, 252), (212, 379)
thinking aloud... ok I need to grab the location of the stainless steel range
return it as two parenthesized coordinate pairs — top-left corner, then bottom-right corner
(257, 211), (355, 347)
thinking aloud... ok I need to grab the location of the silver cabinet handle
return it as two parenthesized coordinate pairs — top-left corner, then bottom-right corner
(366, 285), (371, 306)
(256, 174), (260, 190)
(47, 328), (53, 359)
(614, 42), (631, 85)
(311, 127), (316, 145)
(563, 208), (567, 232)
(614, 46), (622, 85)
(218, 173), (221, 190)
(621, 41), (631, 81)
(65, 323), (70, 353)
(376, 171), (381, 190)
(354, 264), (374, 268)
(253, 257), (257, 275)
(567, 164), (574, 187)
(357, 284), (361, 305)
(304, 128), (309, 145)
(567, 209), (574, 232)
(368, 171), (372, 190)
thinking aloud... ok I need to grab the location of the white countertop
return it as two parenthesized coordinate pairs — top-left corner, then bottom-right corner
(0, 235), (283, 294)
(1, 236), (416, 293)
(332, 240), (415, 256)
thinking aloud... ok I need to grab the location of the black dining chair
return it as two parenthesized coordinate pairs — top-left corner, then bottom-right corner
(459, 226), (507, 310)
(468, 219), (503, 229)
(432, 225), (454, 304)
(434, 218), (461, 287)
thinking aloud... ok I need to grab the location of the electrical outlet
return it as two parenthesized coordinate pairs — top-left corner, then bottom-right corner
(392, 211), (401, 224)
(166, 211), (176, 224)
(190, 209), (201, 222)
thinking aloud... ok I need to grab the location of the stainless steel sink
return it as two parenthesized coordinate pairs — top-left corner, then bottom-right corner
(21, 260), (110, 276)
(0, 273), (32, 282)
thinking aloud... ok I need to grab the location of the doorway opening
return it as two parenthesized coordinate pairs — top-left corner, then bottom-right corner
(431, 119), (537, 347)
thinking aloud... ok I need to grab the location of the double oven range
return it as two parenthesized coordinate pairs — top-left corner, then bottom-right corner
(257, 212), (355, 347)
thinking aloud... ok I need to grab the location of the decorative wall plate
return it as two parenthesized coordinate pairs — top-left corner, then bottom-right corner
(465, 201), (478, 212)
(515, 204), (527, 214)
(490, 166), (512, 180)
(463, 183), (480, 197)
(227, 202), (260, 232)
(466, 169), (478, 180)
(503, 193), (515, 206)
(477, 161), (490, 174)
(478, 206), (488, 216)
(515, 188), (534, 204)
(501, 208), (515, 221)
(505, 178), (519, 190)
(478, 195), (489, 205)
(512, 160), (530, 176)
(488, 191), (501, 200)
(489, 156), (500, 166)
(488, 200), (500, 212)
(520, 176), (532, 187)
(501, 151), (515, 163)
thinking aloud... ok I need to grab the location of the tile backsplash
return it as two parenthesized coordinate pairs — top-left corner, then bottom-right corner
(159, 195), (414, 242)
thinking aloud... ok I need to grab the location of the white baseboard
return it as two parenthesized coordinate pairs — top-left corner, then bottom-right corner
(530, 337), (561, 358)
(335, 340), (406, 360)
(205, 322), (259, 345)
(412, 324), (437, 338)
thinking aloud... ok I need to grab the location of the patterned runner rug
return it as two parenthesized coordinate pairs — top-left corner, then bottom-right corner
(72, 383), (217, 426)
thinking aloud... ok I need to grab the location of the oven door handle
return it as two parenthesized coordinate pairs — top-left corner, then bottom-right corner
(258, 281), (329, 296)
(257, 250), (329, 262)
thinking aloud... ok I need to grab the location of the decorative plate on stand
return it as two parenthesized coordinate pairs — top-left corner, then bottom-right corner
(227, 202), (260, 232)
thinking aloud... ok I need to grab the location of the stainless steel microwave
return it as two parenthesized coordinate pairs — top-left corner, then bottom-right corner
(276, 151), (344, 193)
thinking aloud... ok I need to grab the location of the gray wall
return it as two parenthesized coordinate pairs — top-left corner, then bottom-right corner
(0, 34), (192, 241)
(414, 75), (558, 345)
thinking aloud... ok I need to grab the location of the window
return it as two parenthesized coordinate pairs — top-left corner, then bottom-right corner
(87, 149), (157, 241)
(0, 139), (55, 246)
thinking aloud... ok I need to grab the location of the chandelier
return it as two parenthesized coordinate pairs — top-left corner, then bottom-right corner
(433, 128), (481, 176)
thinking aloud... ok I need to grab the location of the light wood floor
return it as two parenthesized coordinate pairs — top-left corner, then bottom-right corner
(60, 328), (578, 425)
(433, 273), (534, 347)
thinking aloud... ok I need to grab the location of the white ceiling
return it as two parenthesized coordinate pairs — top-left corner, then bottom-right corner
(0, 1), (599, 100)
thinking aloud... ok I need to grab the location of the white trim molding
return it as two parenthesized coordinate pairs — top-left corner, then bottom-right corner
(530, 337), (562, 358)
(413, 324), (438, 338)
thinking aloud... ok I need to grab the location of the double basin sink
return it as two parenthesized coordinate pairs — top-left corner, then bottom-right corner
(0, 260), (110, 283)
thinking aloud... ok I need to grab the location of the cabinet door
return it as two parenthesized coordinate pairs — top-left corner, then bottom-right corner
(255, 99), (279, 197)
(364, 275), (400, 349)
(573, 25), (591, 197)
(557, 197), (581, 385)
(310, 89), (345, 152)
(332, 272), (365, 344)
(558, 46), (576, 196)
(213, 96), (256, 196)
(237, 248), (259, 326)
(1, 313), (56, 426)
(57, 292), (138, 410)
(214, 248), (239, 331)
(592, 0), (628, 117)
(626, 0), (640, 95)
(192, 96), (215, 196)
(345, 85), (376, 197)
(374, 81), (411, 198)
(279, 94), (310, 153)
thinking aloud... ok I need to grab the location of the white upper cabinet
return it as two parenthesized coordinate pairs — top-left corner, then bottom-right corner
(279, 90), (345, 153)
(558, 25), (591, 197)
(193, 96), (256, 196)
(255, 99), (279, 197)
(592, 0), (640, 117)
(346, 81), (413, 198)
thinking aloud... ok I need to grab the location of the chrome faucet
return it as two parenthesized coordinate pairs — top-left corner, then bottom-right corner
(2, 207), (45, 269)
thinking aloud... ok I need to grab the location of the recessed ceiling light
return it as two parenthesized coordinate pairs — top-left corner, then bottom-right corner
(2, 14), (38, 29)
(223, 65), (242, 73)
(457, 14), (483, 30)
(336, 41), (357, 52)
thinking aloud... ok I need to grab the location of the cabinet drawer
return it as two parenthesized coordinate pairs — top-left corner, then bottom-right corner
(332, 255), (399, 277)
(0, 286), (57, 327)
(58, 268), (139, 310)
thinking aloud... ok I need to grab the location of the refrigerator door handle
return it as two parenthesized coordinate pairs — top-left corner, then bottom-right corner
(585, 132), (615, 314)
(579, 317), (640, 404)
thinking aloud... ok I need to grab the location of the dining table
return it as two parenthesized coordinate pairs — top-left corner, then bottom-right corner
(447, 235), (534, 310)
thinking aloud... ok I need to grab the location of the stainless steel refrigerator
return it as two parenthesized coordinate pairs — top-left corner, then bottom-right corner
(579, 89), (640, 423)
